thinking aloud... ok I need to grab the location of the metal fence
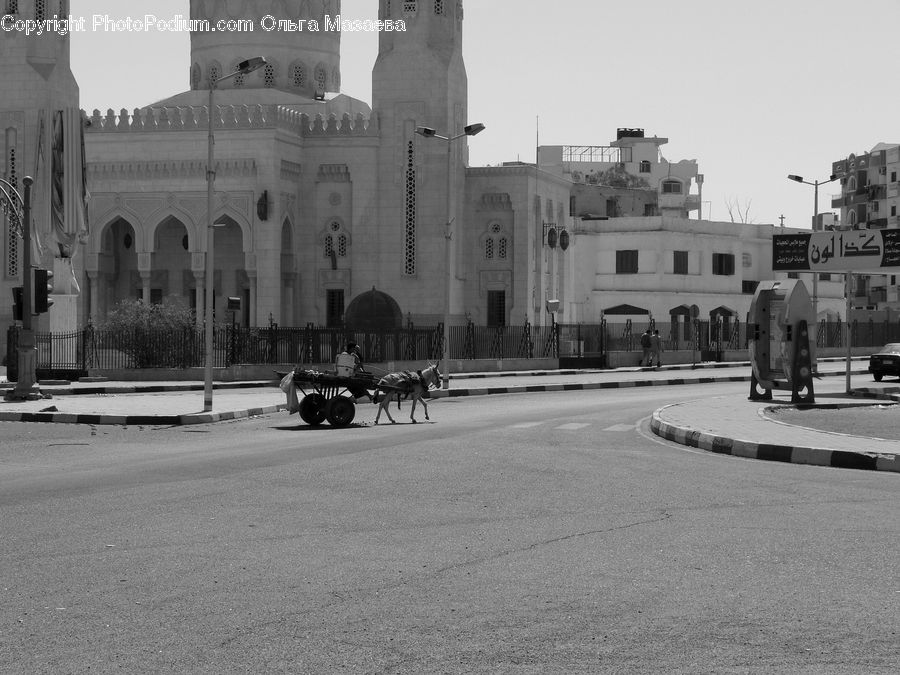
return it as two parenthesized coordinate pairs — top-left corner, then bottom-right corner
(7, 317), (900, 377)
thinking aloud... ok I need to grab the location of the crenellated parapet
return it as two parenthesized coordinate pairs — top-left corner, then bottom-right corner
(84, 105), (379, 138)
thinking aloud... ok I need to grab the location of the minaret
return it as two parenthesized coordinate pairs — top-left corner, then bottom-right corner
(371, 0), (469, 321)
(189, 0), (342, 97)
(0, 0), (83, 333)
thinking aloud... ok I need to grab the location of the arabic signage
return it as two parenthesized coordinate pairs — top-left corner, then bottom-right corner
(773, 230), (900, 272)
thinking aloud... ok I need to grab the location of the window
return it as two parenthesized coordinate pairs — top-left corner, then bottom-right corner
(6, 1), (18, 14)
(673, 250), (688, 275)
(403, 0), (417, 12)
(263, 63), (276, 88)
(639, 160), (651, 173)
(485, 223), (508, 261)
(892, 171), (897, 183)
(661, 180), (682, 194)
(326, 289), (344, 327)
(314, 64), (327, 92)
(434, 0), (444, 13)
(818, 273), (832, 282)
(291, 63), (306, 89)
(404, 141), (416, 275)
(487, 290), (505, 326)
(712, 253), (735, 275)
(324, 220), (348, 259)
(616, 250), (638, 274)
(742, 280), (759, 294)
(892, 205), (897, 217)
(787, 272), (799, 279)
(569, 195), (576, 217)
(643, 203), (657, 216)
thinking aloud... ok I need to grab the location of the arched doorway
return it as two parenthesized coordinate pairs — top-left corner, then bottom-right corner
(96, 216), (139, 318)
(344, 288), (402, 331)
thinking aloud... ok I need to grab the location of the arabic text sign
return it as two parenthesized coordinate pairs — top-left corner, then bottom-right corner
(773, 230), (900, 272)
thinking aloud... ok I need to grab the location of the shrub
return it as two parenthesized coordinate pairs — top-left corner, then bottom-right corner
(95, 299), (201, 368)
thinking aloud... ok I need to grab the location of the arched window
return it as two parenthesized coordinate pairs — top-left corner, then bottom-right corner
(848, 210), (858, 227)
(324, 220), (350, 258)
(314, 64), (327, 93)
(232, 62), (245, 87)
(847, 175), (857, 192)
(484, 223), (509, 260)
(263, 63), (276, 88)
(290, 62), (307, 89)
(208, 62), (221, 87)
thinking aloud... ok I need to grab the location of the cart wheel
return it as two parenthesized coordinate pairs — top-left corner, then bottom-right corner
(873, 372), (883, 382)
(299, 393), (327, 425)
(326, 396), (356, 427)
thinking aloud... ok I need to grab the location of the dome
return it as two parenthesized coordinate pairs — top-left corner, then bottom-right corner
(344, 289), (403, 331)
(189, 0), (341, 96)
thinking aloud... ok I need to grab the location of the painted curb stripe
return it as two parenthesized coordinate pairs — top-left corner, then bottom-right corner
(650, 408), (899, 474)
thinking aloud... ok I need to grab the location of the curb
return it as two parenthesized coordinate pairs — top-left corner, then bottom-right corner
(0, 367), (872, 426)
(0, 403), (286, 427)
(430, 369), (868, 399)
(650, 405), (900, 474)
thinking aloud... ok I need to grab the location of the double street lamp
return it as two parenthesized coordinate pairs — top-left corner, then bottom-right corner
(415, 122), (485, 389)
(204, 57), (266, 412)
(787, 173), (838, 324)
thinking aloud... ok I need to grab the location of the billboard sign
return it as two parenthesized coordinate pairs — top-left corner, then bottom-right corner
(773, 230), (900, 272)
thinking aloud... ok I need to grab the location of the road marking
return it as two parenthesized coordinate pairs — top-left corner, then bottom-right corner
(602, 424), (635, 432)
(556, 423), (591, 430)
(510, 422), (543, 428)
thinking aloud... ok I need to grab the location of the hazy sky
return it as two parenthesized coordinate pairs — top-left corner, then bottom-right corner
(69, 0), (900, 230)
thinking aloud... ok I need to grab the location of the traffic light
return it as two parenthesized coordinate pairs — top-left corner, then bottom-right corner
(12, 286), (23, 321)
(33, 268), (53, 314)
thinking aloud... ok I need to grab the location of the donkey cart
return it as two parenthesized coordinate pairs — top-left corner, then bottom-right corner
(290, 368), (387, 428)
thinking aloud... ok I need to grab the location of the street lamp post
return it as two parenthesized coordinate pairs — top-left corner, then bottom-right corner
(204, 57), (266, 412)
(415, 122), (485, 390)
(787, 173), (838, 324)
(2, 176), (41, 400)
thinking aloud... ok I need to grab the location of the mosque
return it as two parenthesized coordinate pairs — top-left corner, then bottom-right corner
(3, 0), (839, 363)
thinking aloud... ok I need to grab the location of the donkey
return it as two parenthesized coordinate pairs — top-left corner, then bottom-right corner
(373, 363), (441, 424)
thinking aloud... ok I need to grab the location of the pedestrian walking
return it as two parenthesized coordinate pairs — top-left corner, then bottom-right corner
(640, 329), (652, 367)
(650, 329), (663, 368)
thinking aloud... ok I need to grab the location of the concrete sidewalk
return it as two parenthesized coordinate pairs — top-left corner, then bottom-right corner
(651, 390), (900, 474)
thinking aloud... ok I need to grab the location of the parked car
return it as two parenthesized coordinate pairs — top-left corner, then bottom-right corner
(869, 343), (900, 381)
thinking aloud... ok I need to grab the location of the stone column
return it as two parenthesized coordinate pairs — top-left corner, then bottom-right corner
(194, 271), (205, 328)
(87, 271), (100, 322)
(247, 270), (258, 327)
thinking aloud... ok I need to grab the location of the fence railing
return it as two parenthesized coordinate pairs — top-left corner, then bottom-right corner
(7, 318), (900, 376)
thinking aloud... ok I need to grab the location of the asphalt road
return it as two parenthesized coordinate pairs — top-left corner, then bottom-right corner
(2, 382), (898, 674)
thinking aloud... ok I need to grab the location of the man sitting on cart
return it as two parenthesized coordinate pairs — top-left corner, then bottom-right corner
(336, 341), (371, 401)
